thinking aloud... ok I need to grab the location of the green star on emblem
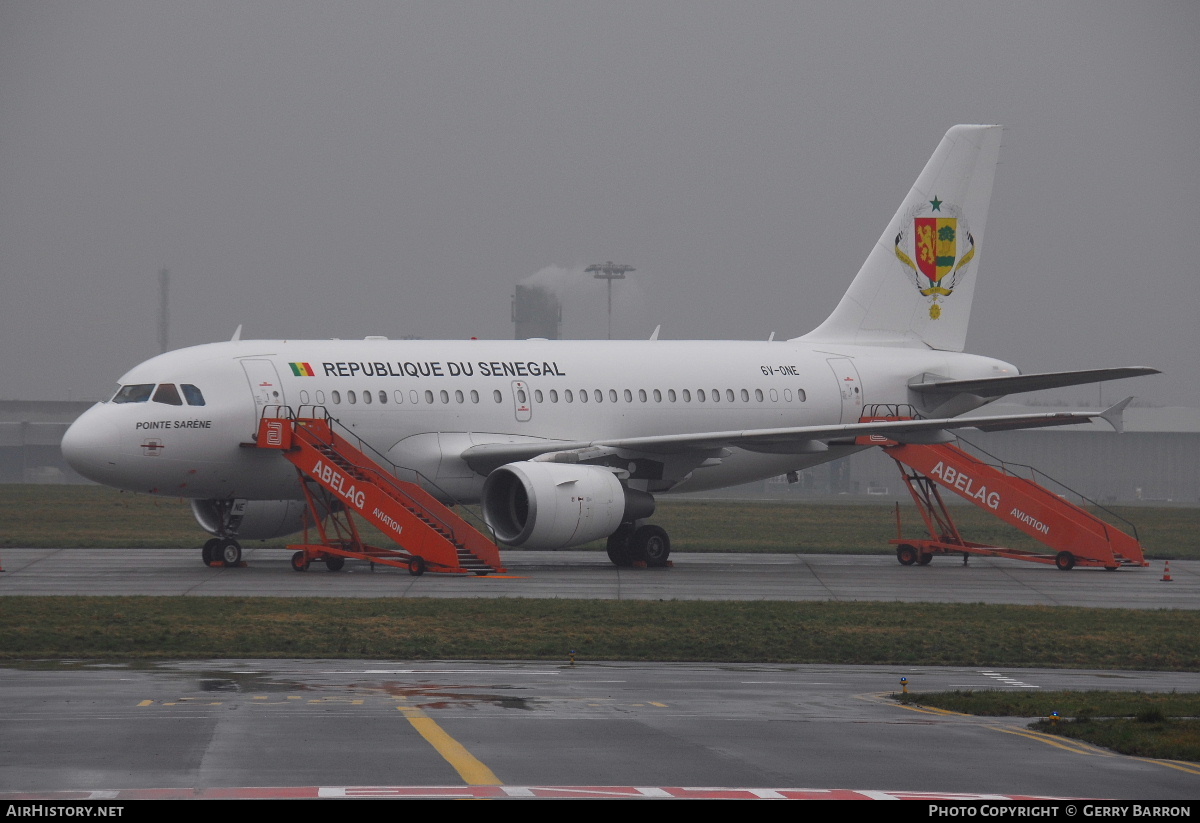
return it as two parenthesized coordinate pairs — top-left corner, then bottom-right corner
(929, 196), (943, 211)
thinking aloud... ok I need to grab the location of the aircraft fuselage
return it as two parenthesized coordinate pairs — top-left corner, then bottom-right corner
(62, 337), (1016, 502)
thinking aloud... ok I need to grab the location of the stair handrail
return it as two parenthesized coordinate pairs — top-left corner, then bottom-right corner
(265, 405), (501, 549)
(862, 403), (923, 420)
(953, 433), (1140, 542)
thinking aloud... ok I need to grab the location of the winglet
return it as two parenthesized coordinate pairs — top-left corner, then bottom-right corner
(1100, 396), (1134, 433)
(231, 324), (243, 342)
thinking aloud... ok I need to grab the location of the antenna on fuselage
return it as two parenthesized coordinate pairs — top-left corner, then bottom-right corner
(649, 325), (661, 341)
(230, 324), (243, 342)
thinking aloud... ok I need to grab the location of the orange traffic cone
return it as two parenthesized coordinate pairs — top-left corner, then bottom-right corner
(1161, 561), (1173, 582)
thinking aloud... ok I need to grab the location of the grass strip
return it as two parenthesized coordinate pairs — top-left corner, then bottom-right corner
(895, 690), (1200, 762)
(4, 485), (1198, 559)
(2, 598), (1198, 669)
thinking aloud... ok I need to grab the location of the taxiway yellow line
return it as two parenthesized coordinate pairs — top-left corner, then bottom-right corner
(985, 725), (1111, 756)
(1134, 757), (1200, 776)
(397, 705), (502, 785)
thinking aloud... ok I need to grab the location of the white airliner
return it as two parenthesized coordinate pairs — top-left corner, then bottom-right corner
(62, 125), (1156, 568)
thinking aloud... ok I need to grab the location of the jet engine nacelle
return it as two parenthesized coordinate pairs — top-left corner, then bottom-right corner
(482, 461), (655, 550)
(190, 499), (310, 540)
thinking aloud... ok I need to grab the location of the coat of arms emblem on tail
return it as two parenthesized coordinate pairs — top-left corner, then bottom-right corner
(893, 196), (976, 319)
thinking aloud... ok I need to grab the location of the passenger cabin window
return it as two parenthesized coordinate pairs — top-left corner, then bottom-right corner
(112, 384), (154, 404)
(181, 384), (206, 406)
(152, 384), (183, 406)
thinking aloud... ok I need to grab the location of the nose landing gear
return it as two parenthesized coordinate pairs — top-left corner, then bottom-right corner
(200, 499), (246, 567)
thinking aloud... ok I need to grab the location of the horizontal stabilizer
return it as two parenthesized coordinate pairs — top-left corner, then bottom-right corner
(909, 367), (1160, 399)
(1099, 396), (1133, 434)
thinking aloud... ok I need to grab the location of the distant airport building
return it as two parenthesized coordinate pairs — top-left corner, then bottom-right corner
(0, 400), (95, 483)
(512, 284), (561, 340)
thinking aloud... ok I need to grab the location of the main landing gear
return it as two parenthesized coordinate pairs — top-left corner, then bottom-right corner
(606, 523), (671, 568)
(202, 537), (242, 567)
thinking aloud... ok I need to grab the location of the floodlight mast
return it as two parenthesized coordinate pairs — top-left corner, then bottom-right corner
(585, 261), (634, 339)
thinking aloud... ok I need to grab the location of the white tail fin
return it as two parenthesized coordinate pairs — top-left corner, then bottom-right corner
(800, 124), (1003, 352)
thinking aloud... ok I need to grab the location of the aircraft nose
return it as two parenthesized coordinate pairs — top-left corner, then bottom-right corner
(61, 407), (123, 484)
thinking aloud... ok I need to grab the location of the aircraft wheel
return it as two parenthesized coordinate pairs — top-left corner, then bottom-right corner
(218, 539), (242, 566)
(202, 538), (221, 567)
(291, 551), (309, 572)
(917, 553), (933, 566)
(606, 525), (635, 567)
(1104, 565), (1119, 572)
(1055, 551), (1076, 571)
(324, 556), (345, 572)
(408, 556), (426, 577)
(896, 545), (918, 566)
(631, 525), (671, 567)
(474, 570), (490, 576)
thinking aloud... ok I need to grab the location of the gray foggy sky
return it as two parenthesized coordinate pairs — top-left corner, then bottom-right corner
(2, 1), (1196, 406)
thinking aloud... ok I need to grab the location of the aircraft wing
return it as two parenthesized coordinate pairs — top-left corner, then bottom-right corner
(908, 367), (1159, 399)
(460, 401), (1131, 472)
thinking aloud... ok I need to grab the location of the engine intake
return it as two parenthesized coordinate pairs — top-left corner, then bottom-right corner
(482, 461), (655, 549)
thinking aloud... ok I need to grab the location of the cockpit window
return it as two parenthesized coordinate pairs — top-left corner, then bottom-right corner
(111, 384), (154, 404)
(152, 383), (183, 406)
(181, 384), (206, 406)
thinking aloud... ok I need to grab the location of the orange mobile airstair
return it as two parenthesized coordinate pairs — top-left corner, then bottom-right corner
(857, 408), (1148, 571)
(255, 409), (505, 576)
